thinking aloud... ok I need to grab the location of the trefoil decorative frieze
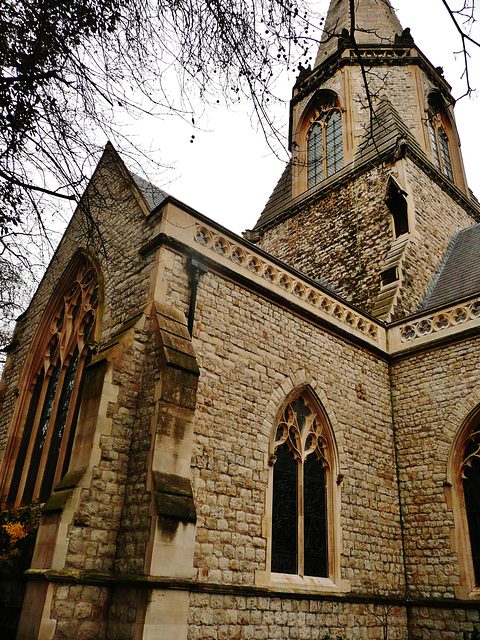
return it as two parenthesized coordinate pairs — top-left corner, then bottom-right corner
(400, 300), (480, 343)
(194, 224), (380, 344)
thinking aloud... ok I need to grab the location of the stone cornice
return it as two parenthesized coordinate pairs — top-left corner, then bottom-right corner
(140, 205), (480, 361)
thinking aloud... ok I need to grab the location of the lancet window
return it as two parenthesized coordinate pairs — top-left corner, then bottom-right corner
(460, 429), (480, 585)
(6, 257), (99, 506)
(307, 99), (343, 189)
(271, 393), (330, 578)
(428, 97), (454, 182)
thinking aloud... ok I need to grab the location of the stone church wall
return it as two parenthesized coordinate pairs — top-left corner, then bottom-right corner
(391, 335), (480, 636)
(256, 156), (477, 320)
(257, 164), (395, 314)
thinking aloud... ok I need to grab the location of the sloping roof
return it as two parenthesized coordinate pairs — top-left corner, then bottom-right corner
(315, 0), (404, 66)
(132, 173), (169, 212)
(253, 99), (415, 232)
(253, 161), (292, 232)
(422, 224), (480, 310)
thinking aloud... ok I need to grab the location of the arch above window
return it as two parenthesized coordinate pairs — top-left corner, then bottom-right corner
(2, 252), (100, 507)
(260, 387), (345, 591)
(446, 406), (480, 598)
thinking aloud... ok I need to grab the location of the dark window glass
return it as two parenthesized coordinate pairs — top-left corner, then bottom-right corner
(438, 130), (453, 181)
(307, 109), (343, 188)
(464, 449), (480, 584)
(22, 361), (61, 503)
(39, 349), (79, 501)
(325, 111), (343, 178)
(386, 184), (409, 237)
(307, 123), (324, 189)
(304, 453), (328, 577)
(429, 120), (440, 170)
(7, 370), (45, 505)
(272, 444), (298, 574)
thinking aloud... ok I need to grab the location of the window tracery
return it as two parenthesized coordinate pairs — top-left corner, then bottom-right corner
(307, 100), (343, 189)
(6, 257), (98, 506)
(271, 393), (329, 578)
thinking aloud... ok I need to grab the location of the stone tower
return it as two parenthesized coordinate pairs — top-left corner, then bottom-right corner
(251, 0), (478, 320)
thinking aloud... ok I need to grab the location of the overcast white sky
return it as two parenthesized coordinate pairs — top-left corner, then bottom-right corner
(130, 0), (480, 236)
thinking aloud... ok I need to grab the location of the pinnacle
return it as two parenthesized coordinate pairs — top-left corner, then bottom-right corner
(314, 0), (404, 67)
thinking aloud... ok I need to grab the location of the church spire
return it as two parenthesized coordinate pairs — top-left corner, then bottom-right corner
(315, 0), (404, 66)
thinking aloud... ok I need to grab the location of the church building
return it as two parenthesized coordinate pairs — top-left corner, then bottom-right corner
(2, 0), (480, 637)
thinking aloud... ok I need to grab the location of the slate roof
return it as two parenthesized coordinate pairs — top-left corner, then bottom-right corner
(132, 173), (169, 212)
(422, 223), (480, 310)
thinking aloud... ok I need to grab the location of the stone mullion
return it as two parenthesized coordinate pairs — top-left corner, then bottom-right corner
(31, 366), (68, 501)
(52, 352), (88, 492)
(13, 370), (51, 506)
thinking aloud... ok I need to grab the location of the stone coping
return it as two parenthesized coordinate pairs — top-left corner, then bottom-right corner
(153, 205), (480, 358)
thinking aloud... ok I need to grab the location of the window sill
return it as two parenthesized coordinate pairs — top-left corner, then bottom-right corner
(255, 570), (350, 594)
(455, 585), (480, 600)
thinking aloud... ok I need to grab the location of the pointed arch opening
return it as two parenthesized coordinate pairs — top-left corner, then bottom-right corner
(260, 386), (345, 591)
(427, 93), (454, 182)
(446, 404), (480, 597)
(385, 177), (409, 238)
(306, 94), (344, 189)
(1, 252), (101, 507)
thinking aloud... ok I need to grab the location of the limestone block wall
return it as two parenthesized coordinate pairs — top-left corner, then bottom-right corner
(393, 159), (478, 317)
(156, 252), (406, 627)
(391, 335), (480, 633)
(187, 594), (408, 640)
(257, 164), (396, 313)
(257, 156), (478, 321)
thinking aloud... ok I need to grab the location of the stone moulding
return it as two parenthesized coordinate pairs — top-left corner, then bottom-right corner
(389, 298), (480, 353)
(179, 220), (480, 357)
(193, 223), (383, 349)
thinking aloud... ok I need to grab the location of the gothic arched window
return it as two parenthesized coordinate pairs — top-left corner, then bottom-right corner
(428, 96), (453, 182)
(460, 429), (480, 585)
(5, 256), (99, 506)
(271, 392), (332, 578)
(307, 103), (343, 189)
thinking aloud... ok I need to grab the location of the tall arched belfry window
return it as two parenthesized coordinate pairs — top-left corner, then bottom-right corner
(307, 99), (343, 189)
(271, 392), (332, 578)
(6, 255), (99, 506)
(428, 95), (454, 182)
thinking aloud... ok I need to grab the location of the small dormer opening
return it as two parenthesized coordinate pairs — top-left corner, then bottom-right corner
(386, 179), (409, 237)
(381, 266), (398, 287)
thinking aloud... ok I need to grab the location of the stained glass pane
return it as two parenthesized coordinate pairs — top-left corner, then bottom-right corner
(272, 444), (298, 574)
(464, 451), (480, 585)
(22, 361), (61, 504)
(39, 349), (79, 501)
(307, 123), (324, 189)
(438, 130), (453, 181)
(304, 453), (328, 577)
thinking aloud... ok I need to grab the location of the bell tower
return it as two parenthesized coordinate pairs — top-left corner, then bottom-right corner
(250, 0), (479, 320)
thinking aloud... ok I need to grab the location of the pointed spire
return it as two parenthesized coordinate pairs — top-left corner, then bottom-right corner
(315, 0), (404, 66)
